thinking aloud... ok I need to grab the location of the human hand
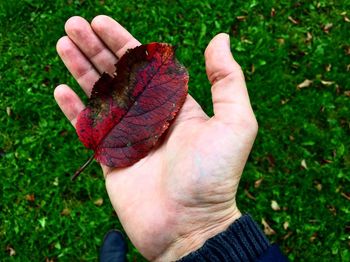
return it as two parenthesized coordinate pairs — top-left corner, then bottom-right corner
(54, 15), (258, 261)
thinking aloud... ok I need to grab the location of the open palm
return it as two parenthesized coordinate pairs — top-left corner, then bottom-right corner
(55, 16), (258, 261)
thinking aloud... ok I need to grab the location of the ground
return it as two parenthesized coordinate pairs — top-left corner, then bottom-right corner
(1, 0), (349, 261)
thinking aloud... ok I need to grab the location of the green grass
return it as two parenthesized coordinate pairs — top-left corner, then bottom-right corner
(1, 0), (349, 261)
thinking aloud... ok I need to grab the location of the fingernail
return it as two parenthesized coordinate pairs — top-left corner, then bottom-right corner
(223, 33), (230, 49)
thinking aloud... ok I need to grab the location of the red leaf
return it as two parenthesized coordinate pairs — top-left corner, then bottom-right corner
(75, 43), (188, 174)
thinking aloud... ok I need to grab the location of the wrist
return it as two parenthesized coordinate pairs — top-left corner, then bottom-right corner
(177, 214), (270, 262)
(154, 208), (242, 261)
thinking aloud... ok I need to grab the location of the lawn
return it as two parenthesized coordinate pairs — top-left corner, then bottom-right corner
(1, 0), (349, 261)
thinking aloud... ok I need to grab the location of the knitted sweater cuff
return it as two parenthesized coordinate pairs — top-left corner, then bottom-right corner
(178, 214), (269, 261)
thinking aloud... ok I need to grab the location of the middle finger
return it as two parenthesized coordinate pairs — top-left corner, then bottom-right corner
(65, 16), (118, 74)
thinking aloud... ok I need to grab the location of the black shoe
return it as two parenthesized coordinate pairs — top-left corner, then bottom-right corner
(100, 230), (128, 262)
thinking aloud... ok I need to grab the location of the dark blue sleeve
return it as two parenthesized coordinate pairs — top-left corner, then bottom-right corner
(178, 214), (288, 262)
(256, 244), (288, 262)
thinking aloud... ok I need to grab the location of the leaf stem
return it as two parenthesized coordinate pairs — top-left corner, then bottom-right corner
(71, 154), (95, 181)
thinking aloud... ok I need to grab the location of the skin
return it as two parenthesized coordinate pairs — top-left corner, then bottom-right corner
(54, 15), (258, 261)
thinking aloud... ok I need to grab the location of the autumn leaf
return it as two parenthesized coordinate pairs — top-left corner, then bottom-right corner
(305, 32), (312, 43)
(73, 43), (188, 179)
(288, 16), (299, 25)
(6, 245), (16, 256)
(60, 208), (71, 216)
(341, 192), (350, 201)
(261, 218), (276, 235)
(271, 200), (281, 211)
(301, 159), (308, 169)
(244, 189), (256, 201)
(282, 231), (293, 240)
(309, 232), (318, 242)
(297, 79), (313, 89)
(314, 181), (322, 191)
(25, 194), (35, 202)
(94, 198), (104, 206)
(270, 8), (276, 17)
(236, 16), (246, 21)
(276, 38), (285, 45)
(254, 177), (264, 188)
(321, 80), (335, 86)
(322, 23), (333, 34)
(6, 107), (11, 116)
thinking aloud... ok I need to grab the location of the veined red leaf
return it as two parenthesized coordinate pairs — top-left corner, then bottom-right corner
(74, 43), (188, 178)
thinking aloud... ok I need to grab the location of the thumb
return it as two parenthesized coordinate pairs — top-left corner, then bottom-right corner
(205, 33), (254, 124)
